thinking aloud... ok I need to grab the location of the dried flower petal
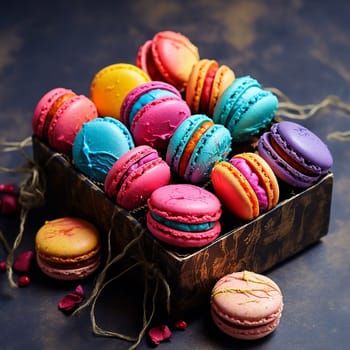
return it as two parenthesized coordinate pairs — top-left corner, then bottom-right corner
(13, 250), (34, 273)
(174, 320), (188, 330)
(148, 325), (172, 345)
(0, 194), (19, 214)
(0, 261), (7, 272)
(17, 275), (30, 287)
(74, 284), (84, 298)
(58, 285), (85, 313)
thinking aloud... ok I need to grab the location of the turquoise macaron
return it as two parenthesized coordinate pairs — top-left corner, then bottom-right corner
(72, 117), (135, 183)
(213, 76), (278, 142)
(166, 114), (232, 184)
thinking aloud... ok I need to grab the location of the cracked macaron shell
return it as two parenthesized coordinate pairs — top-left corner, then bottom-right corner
(72, 117), (134, 183)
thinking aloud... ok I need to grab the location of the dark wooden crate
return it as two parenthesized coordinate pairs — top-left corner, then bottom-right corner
(32, 136), (333, 315)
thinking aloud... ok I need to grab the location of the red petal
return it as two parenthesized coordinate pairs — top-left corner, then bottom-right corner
(74, 284), (85, 297)
(58, 293), (84, 312)
(175, 320), (188, 330)
(148, 325), (172, 345)
(0, 194), (19, 214)
(13, 251), (34, 273)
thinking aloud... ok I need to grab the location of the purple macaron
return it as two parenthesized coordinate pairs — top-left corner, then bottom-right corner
(257, 121), (333, 188)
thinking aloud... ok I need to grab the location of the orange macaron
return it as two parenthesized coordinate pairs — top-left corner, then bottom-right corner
(186, 59), (236, 116)
(211, 152), (279, 220)
(35, 217), (101, 280)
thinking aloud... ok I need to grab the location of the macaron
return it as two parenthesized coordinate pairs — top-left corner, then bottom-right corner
(120, 81), (181, 127)
(35, 217), (101, 280)
(32, 87), (98, 156)
(104, 145), (171, 211)
(90, 63), (151, 120)
(213, 75), (279, 143)
(185, 59), (236, 116)
(211, 270), (283, 340)
(211, 152), (279, 221)
(257, 121), (333, 188)
(72, 117), (135, 183)
(166, 114), (232, 184)
(129, 92), (191, 153)
(136, 31), (200, 92)
(146, 184), (222, 248)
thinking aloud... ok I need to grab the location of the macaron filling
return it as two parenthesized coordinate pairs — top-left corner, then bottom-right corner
(150, 212), (215, 232)
(200, 65), (218, 112)
(178, 120), (214, 177)
(230, 157), (268, 211)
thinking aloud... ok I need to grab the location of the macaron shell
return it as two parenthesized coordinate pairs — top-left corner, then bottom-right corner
(211, 161), (259, 220)
(117, 159), (171, 210)
(72, 117), (135, 183)
(146, 211), (221, 248)
(120, 81), (181, 126)
(186, 59), (217, 113)
(47, 94), (98, 155)
(35, 217), (100, 258)
(90, 63), (151, 119)
(228, 91), (278, 141)
(184, 122), (232, 184)
(136, 39), (165, 81)
(271, 121), (333, 173)
(130, 95), (191, 151)
(233, 152), (280, 210)
(147, 184), (222, 223)
(151, 31), (200, 91)
(208, 64), (236, 116)
(211, 271), (283, 340)
(32, 87), (74, 138)
(213, 76), (261, 126)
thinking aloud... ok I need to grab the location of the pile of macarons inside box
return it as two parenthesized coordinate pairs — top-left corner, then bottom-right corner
(31, 31), (333, 340)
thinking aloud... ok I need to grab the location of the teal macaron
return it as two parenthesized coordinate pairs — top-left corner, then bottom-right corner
(72, 117), (135, 183)
(166, 114), (232, 184)
(213, 76), (278, 142)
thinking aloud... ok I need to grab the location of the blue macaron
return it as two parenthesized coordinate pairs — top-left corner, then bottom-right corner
(166, 114), (232, 184)
(72, 117), (135, 183)
(213, 76), (278, 142)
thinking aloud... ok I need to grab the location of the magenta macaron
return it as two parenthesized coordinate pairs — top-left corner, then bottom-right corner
(258, 121), (333, 188)
(146, 184), (222, 248)
(32, 87), (98, 155)
(120, 81), (191, 153)
(104, 145), (171, 211)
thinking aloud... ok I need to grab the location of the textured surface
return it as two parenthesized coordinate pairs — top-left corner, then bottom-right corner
(1, 0), (350, 349)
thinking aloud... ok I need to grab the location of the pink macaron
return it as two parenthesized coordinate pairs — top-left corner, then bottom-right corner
(211, 270), (283, 340)
(121, 81), (191, 153)
(104, 145), (171, 211)
(146, 184), (222, 248)
(32, 87), (98, 155)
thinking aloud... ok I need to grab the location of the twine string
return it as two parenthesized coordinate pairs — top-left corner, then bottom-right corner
(0, 137), (60, 287)
(267, 87), (350, 141)
(72, 209), (171, 349)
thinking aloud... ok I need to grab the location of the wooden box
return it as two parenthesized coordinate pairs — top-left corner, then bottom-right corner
(32, 136), (333, 315)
